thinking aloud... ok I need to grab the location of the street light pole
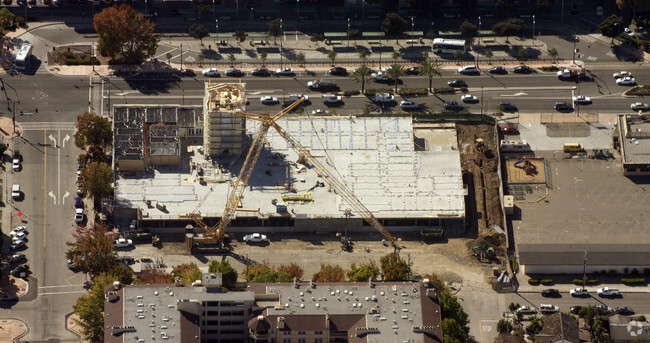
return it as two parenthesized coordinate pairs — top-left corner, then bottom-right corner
(215, 19), (219, 46)
(532, 15), (536, 41)
(347, 18), (350, 47)
(561, 0), (565, 24)
(572, 32), (576, 63)
(411, 17), (414, 44)
(478, 16), (481, 46)
(180, 44), (183, 70)
(296, 0), (299, 41)
(280, 19), (283, 69)
(145, 0), (148, 16)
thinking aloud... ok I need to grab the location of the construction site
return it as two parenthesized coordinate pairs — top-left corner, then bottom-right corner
(112, 81), (473, 252)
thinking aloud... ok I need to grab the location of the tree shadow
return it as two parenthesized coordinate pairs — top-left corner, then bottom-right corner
(257, 47), (281, 54)
(244, 49), (258, 58)
(218, 47), (243, 54)
(201, 49), (222, 60)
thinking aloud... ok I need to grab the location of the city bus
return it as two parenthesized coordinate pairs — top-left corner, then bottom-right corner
(432, 38), (467, 54)
(14, 42), (33, 71)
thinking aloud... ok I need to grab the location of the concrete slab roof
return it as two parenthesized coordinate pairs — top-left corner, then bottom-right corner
(115, 116), (465, 221)
(619, 115), (650, 164)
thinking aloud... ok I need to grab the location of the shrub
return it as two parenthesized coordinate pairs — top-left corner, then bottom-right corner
(638, 315), (647, 322)
(15, 16), (24, 26)
(509, 257), (519, 274)
(310, 33), (324, 42)
(62, 50), (75, 59)
(434, 87), (462, 93)
(621, 277), (645, 284)
(364, 88), (394, 96)
(644, 268), (650, 275)
(539, 65), (559, 72)
(573, 278), (599, 285)
(528, 279), (540, 285)
(342, 90), (360, 96)
(624, 268), (630, 274)
(540, 279), (553, 285)
(608, 270), (618, 277)
(627, 85), (650, 96)
(397, 88), (428, 96)
(497, 319), (513, 333)
(632, 268), (639, 275)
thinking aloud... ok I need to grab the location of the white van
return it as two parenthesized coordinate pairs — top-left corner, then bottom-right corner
(500, 140), (531, 152)
(12, 184), (20, 199)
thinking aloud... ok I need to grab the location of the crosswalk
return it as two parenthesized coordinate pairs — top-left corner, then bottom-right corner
(19, 122), (76, 131)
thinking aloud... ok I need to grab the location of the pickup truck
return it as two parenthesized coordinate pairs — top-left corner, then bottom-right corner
(557, 67), (585, 79)
(597, 287), (620, 297)
(374, 93), (394, 103)
(322, 94), (342, 103)
(372, 71), (394, 82)
(308, 79), (338, 91)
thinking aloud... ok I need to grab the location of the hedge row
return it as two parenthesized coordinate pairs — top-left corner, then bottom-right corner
(539, 66), (560, 72)
(621, 278), (646, 284)
(540, 279), (553, 285)
(65, 58), (100, 66)
(364, 89), (394, 96)
(572, 278), (599, 285)
(342, 90), (360, 96)
(434, 86), (466, 94)
(397, 88), (428, 96)
(527, 278), (553, 285)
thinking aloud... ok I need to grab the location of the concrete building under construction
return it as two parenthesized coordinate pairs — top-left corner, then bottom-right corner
(113, 81), (466, 235)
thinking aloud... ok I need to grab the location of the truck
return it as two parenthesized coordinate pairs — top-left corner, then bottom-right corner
(557, 65), (586, 79)
(322, 94), (342, 103)
(372, 71), (394, 82)
(308, 79), (338, 91)
(374, 93), (395, 103)
(597, 287), (620, 297)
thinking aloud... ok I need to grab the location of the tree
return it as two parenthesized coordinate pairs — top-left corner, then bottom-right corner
(485, 49), (493, 63)
(227, 53), (236, 66)
(139, 264), (174, 284)
(277, 263), (304, 280)
(497, 318), (513, 333)
(391, 51), (400, 62)
(441, 318), (469, 343)
(385, 64), (405, 94)
(79, 161), (113, 203)
(492, 18), (525, 43)
(0, 8), (16, 30)
(359, 50), (369, 64)
(208, 259), (238, 289)
(296, 52), (305, 66)
(65, 223), (119, 277)
(0, 143), (7, 157)
(459, 21), (478, 37)
(536, 0), (553, 12)
(381, 13), (407, 35)
(454, 49), (463, 62)
(599, 15), (624, 43)
(245, 263), (294, 283)
(312, 263), (345, 282)
(165, 52), (172, 64)
(347, 261), (380, 282)
(171, 263), (203, 285)
(235, 30), (247, 42)
(548, 47), (558, 61)
(616, 0), (650, 14)
(349, 29), (361, 44)
(419, 58), (442, 92)
(259, 51), (268, 66)
(379, 253), (410, 281)
(310, 33), (324, 42)
(438, 289), (470, 331)
(327, 50), (337, 66)
(527, 317), (543, 335)
(74, 272), (127, 343)
(78, 145), (110, 165)
(189, 24), (209, 45)
(93, 4), (159, 63)
(268, 18), (283, 41)
(350, 65), (372, 94)
(518, 48), (526, 59)
(508, 302), (519, 312)
(75, 112), (112, 149)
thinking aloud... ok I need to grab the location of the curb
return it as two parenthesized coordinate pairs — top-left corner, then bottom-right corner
(0, 318), (29, 343)
(64, 312), (84, 340)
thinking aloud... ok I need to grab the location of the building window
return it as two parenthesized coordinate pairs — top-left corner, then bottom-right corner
(314, 331), (322, 335)
(315, 339), (323, 343)
(283, 339), (291, 343)
(298, 339), (305, 343)
(298, 331), (305, 335)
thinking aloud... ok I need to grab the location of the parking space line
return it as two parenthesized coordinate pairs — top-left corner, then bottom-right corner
(155, 47), (178, 59)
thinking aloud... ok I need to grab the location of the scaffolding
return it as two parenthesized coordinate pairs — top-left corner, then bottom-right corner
(203, 80), (247, 158)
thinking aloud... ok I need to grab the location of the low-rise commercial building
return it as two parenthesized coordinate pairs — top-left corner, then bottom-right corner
(617, 114), (650, 176)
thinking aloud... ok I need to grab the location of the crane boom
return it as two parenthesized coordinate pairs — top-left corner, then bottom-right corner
(270, 122), (396, 243)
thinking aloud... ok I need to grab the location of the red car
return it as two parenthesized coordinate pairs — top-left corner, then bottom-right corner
(500, 125), (519, 134)
(177, 69), (195, 77)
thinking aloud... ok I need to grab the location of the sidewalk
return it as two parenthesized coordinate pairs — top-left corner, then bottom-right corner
(0, 319), (28, 342)
(515, 273), (650, 294)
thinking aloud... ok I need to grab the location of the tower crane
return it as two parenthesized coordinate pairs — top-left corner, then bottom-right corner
(187, 97), (396, 252)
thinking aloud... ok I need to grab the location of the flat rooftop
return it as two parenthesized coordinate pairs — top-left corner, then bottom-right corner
(619, 115), (650, 164)
(115, 116), (464, 220)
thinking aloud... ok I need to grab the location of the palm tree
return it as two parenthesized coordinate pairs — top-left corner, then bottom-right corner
(385, 64), (405, 94)
(227, 53), (236, 67)
(350, 65), (372, 94)
(391, 51), (400, 62)
(296, 52), (306, 66)
(359, 50), (369, 65)
(259, 51), (268, 66)
(327, 50), (337, 66)
(419, 59), (442, 93)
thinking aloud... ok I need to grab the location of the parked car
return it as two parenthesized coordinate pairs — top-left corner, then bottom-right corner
(405, 66), (420, 75)
(448, 79), (467, 87)
(75, 197), (84, 209)
(11, 226), (26, 235)
(513, 66), (533, 74)
(500, 125), (519, 134)
(251, 68), (272, 76)
(461, 95), (479, 103)
(597, 287), (620, 297)
(573, 95), (591, 104)
(614, 306), (634, 315)
(260, 96), (279, 104)
(11, 231), (26, 240)
(499, 102), (518, 112)
(9, 253), (26, 263)
(539, 304), (560, 313)
(631, 102), (649, 111)
(329, 67), (348, 76)
(311, 109), (330, 115)
(243, 233), (267, 243)
(458, 65), (479, 74)
(569, 288), (589, 296)
(555, 101), (574, 111)
(275, 68), (295, 76)
(613, 71), (632, 79)
(114, 238), (134, 248)
(12, 158), (21, 171)
(10, 239), (26, 250)
(516, 305), (536, 314)
(177, 69), (195, 77)
(489, 66), (508, 74)
(12, 184), (20, 199)
(13, 150), (22, 162)
(400, 100), (419, 110)
(75, 208), (84, 223)
(541, 289), (560, 297)
(569, 306), (582, 314)
(444, 101), (463, 110)
(224, 68), (245, 77)
(616, 77), (636, 86)
(595, 304), (612, 312)
(202, 68), (220, 77)
(10, 264), (29, 277)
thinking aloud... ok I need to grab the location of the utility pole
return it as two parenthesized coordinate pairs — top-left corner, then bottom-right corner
(581, 251), (587, 290)
(347, 18), (350, 47)
(280, 19), (283, 70)
(478, 16), (481, 46)
(180, 44), (183, 70)
(572, 33), (576, 63)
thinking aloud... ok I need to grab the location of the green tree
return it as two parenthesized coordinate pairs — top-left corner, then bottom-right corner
(438, 289), (470, 331)
(79, 161), (113, 203)
(327, 50), (337, 66)
(0, 8), (16, 30)
(208, 260), (238, 289)
(350, 65), (372, 94)
(75, 112), (113, 149)
(268, 18), (283, 41)
(235, 30), (247, 42)
(497, 318), (513, 333)
(189, 23), (209, 45)
(165, 52), (172, 64)
(381, 13), (407, 35)
(391, 51), (400, 61)
(78, 145), (110, 165)
(508, 302), (519, 312)
(312, 263), (345, 282)
(485, 49), (493, 63)
(419, 58), (442, 92)
(296, 52), (306, 66)
(171, 262), (203, 285)
(259, 51), (268, 66)
(348, 29), (361, 44)
(0, 143), (7, 156)
(616, 0), (650, 15)
(599, 15), (624, 43)
(492, 18), (525, 43)
(227, 53), (236, 66)
(359, 50), (369, 64)
(548, 47), (558, 61)
(385, 64), (406, 94)
(310, 33), (324, 42)
(527, 317), (543, 335)
(459, 21), (478, 37)
(518, 48), (526, 59)
(93, 4), (159, 63)
(65, 223), (119, 277)
(197, 4), (211, 17)
(441, 318), (469, 343)
(347, 261), (380, 282)
(454, 49), (463, 62)
(379, 252), (410, 281)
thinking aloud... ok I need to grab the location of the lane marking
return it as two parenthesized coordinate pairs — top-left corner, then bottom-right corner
(39, 291), (87, 295)
(39, 284), (85, 289)
(44, 130), (47, 248)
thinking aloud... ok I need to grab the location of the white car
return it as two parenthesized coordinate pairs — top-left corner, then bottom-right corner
(569, 288), (589, 296)
(243, 233), (267, 243)
(114, 238), (133, 248)
(202, 68), (220, 77)
(260, 96), (279, 104)
(12, 158), (20, 171)
(275, 68), (294, 76)
(288, 94), (309, 102)
(11, 226), (26, 235)
(631, 102), (649, 111)
(540, 304), (560, 313)
(311, 109), (330, 115)
(573, 95), (591, 104)
(516, 305), (536, 314)
(11, 232), (26, 240)
(400, 100), (419, 109)
(12, 184), (20, 199)
(458, 65), (478, 74)
(616, 77), (636, 85)
(613, 71), (632, 79)
(461, 94), (479, 103)
(75, 208), (84, 223)
(322, 94), (342, 103)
